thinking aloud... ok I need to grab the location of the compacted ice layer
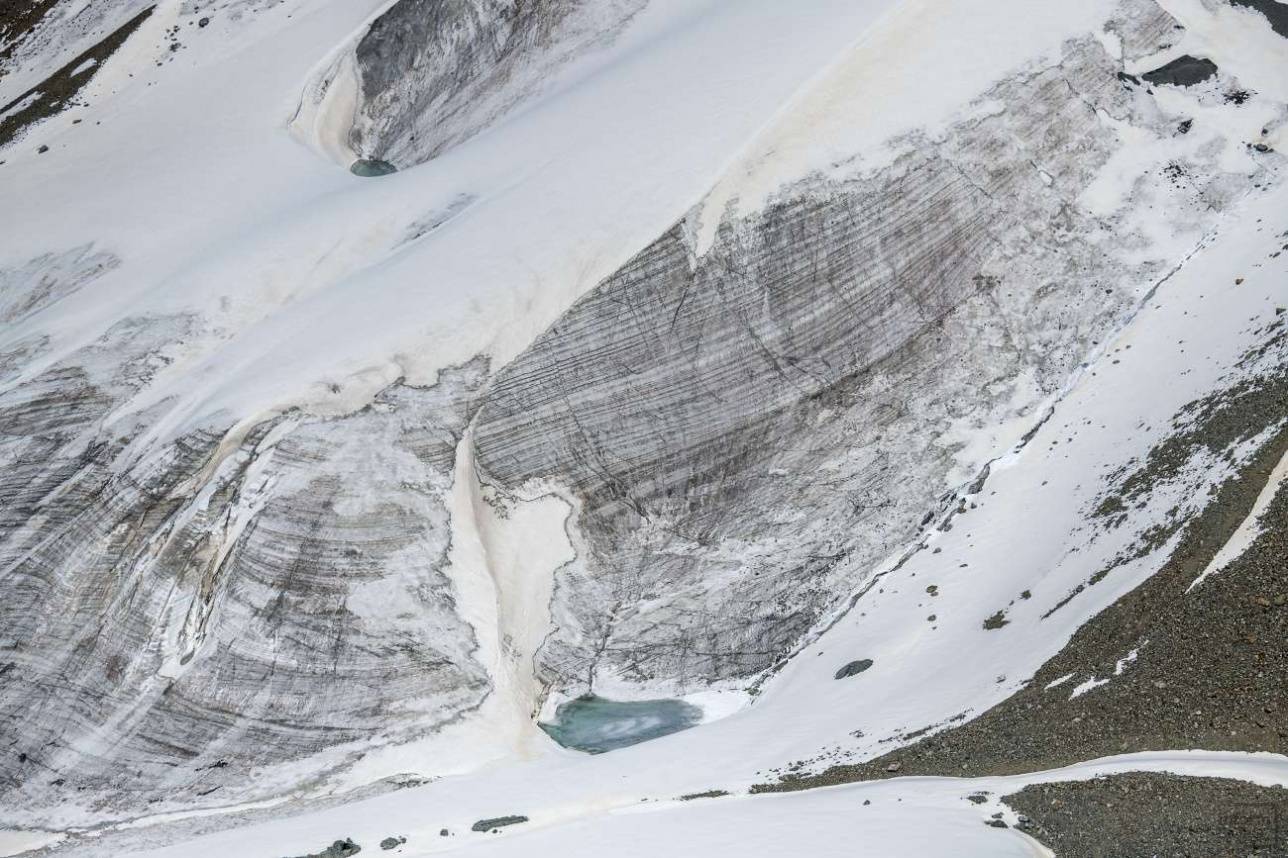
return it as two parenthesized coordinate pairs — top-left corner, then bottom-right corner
(472, 9), (1272, 696)
(3, 0), (1286, 836)
(539, 695), (703, 753)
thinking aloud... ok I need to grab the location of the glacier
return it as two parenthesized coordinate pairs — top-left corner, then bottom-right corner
(0, 0), (1286, 855)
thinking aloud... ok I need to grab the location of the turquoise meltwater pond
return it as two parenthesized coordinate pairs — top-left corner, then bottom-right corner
(539, 695), (703, 754)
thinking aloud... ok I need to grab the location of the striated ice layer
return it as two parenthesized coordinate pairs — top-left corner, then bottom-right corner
(2, 0), (1284, 832)
(474, 12), (1262, 694)
(0, 335), (493, 821)
(347, 0), (646, 167)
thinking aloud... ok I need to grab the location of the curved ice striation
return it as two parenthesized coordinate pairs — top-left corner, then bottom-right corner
(293, 0), (646, 169)
(474, 17), (1263, 694)
(0, 343), (493, 821)
(0, 0), (1285, 835)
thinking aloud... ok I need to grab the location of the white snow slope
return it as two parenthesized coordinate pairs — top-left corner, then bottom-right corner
(1, 0), (1287, 854)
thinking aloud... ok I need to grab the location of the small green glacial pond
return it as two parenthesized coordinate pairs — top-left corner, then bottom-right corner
(349, 158), (397, 177)
(539, 695), (703, 754)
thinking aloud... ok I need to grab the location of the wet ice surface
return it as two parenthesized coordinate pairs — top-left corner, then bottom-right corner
(539, 696), (703, 754)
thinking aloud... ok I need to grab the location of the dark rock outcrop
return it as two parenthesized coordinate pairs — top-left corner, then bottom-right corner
(1141, 55), (1218, 87)
(282, 838), (361, 858)
(834, 659), (873, 680)
(471, 815), (528, 833)
(1231, 0), (1288, 38)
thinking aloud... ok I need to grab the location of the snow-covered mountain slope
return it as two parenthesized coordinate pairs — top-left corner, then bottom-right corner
(0, 0), (1285, 855)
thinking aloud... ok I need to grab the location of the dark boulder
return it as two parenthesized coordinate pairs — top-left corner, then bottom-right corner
(1141, 55), (1217, 87)
(834, 658), (874, 679)
(471, 815), (528, 833)
(281, 838), (361, 858)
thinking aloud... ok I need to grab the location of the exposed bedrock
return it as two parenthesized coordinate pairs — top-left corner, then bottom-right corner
(473, 25), (1258, 694)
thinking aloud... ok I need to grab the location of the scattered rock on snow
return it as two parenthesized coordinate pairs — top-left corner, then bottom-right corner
(471, 815), (528, 833)
(983, 610), (1009, 630)
(282, 838), (361, 858)
(834, 659), (874, 679)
